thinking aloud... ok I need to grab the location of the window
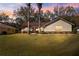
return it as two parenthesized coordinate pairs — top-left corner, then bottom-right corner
(55, 26), (63, 31)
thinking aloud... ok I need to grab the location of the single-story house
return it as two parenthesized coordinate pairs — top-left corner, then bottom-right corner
(21, 21), (46, 33)
(21, 27), (33, 33)
(0, 22), (16, 34)
(21, 17), (79, 34)
(37, 17), (77, 33)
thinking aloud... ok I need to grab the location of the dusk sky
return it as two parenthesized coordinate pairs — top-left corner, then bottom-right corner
(0, 3), (79, 17)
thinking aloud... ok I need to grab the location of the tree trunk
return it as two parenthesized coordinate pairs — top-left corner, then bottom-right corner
(38, 9), (41, 33)
(28, 19), (30, 34)
(27, 4), (31, 34)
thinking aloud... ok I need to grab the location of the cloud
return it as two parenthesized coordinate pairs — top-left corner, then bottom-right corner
(3, 9), (13, 16)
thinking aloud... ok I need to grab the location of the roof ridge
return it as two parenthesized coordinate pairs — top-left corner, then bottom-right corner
(42, 17), (75, 28)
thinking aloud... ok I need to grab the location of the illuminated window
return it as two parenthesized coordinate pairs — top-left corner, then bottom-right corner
(55, 26), (63, 31)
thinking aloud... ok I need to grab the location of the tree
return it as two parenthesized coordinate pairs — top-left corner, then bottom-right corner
(0, 12), (9, 22)
(43, 10), (53, 21)
(37, 3), (42, 33)
(54, 6), (65, 16)
(54, 6), (77, 17)
(34, 10), (46, 22)
(16, 5), (33, 21)
(59, 6), (65, 16)
(27, 3), (31, 34)
(65, 6), (77, 16)
(16, 3), (35, 34)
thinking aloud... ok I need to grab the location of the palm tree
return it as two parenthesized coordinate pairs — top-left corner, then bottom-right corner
(27, 3), (31, 34)
(37, 3), (42, 33)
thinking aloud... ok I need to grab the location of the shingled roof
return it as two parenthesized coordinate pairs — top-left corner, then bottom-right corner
(0, 22), (16, 29)
(21, 16), (79, 29)
(42, 17), (75, 28)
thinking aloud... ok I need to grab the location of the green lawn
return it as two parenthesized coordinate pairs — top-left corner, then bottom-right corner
(0, 33), (79, 56)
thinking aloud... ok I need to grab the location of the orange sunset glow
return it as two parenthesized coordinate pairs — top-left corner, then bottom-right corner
(3, 9), (13, 16)
(42, 7), (54, 13)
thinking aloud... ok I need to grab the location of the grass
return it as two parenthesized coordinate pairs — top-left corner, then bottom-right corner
(0, 33), (79, 56)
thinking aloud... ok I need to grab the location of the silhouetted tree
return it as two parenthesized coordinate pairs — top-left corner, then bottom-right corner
(37, 3), (42, 33)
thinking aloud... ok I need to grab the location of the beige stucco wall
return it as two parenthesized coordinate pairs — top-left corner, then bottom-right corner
(0, 23), (16, 34)
(44, 20), (72, 32)
(21, 27), (33, 33)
